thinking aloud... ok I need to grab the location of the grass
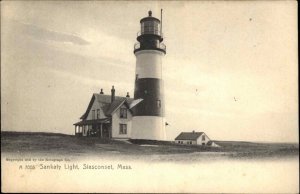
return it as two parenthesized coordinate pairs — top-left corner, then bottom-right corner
(1, 131), (298, 160)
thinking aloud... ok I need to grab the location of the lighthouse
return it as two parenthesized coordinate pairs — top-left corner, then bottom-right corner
(131, 10), (166, 140)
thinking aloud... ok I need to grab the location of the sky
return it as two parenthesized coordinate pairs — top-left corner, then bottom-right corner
(1, 1), (298, 142)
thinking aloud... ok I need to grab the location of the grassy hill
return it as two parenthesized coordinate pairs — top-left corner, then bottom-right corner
(1, 131), (298, 160)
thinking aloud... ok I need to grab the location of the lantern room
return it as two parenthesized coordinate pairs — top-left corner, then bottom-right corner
(140, 11), (161, 37)
(134, 10), (166, 54)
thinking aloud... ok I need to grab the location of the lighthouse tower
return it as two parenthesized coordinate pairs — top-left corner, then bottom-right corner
(131, 10), (166, 140)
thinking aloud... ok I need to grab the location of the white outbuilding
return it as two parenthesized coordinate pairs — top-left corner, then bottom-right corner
(175, 131), (220, 147)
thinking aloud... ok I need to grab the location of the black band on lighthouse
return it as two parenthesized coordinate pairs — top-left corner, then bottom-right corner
(133, 78), (164, 117)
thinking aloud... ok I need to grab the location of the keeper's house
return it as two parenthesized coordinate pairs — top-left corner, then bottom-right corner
(175, 131), (219, 147)
(73, 86), (134, 139)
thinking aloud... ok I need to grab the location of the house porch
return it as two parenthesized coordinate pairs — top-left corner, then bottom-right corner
(74, 118), (112, 138)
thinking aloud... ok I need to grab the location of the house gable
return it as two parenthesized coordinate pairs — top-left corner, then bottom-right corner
(111, 104), (132, 139)
(86, 100), (107, 120)
(105, 100), (126, 116)
(80, 95), (108, 120)
(196, 133), (211, 145)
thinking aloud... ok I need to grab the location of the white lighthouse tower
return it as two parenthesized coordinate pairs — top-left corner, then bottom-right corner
(131, 10), (166, 140)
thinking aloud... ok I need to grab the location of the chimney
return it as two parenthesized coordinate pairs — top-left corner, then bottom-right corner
(111, 86), (115, 102)
(192, 130), (195, 133)
(126, 92), (130, 98)
(100, 88), (104, 94)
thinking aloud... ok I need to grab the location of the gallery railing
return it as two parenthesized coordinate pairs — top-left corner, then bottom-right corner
(134, 42), (166, 53)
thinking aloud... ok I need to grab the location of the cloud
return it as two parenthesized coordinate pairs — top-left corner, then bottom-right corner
(13, 20), (90, 45)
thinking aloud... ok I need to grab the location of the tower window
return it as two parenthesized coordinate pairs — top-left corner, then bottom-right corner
(120, 108), (127, 118)
(119, 124), (127, 134)
(157, 100), (161, 108)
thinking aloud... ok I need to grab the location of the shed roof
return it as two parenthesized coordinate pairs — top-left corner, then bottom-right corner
(175, 132), (204, 140)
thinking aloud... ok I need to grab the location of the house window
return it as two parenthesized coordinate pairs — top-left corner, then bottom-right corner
(120, 108), (127, 118)
(119, 124), (127, 134)
(202, 135), (205, 141)
(92, 110), (95, 120)
(97, 109), (100, 119)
